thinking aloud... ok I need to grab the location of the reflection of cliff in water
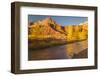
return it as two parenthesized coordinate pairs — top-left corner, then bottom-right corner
(64, 40), (88, 58)
(28, 40), (88, 60)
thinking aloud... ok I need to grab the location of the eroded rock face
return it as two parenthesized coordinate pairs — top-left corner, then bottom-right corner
(28, 17), (66, 39)
(28, 17), (88, 41)
(63, 22), (88, 41)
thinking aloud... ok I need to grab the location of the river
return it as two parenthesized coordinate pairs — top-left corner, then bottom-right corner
(28, 40), (88, 60)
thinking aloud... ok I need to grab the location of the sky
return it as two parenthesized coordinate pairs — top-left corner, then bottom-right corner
(28, 15), (88, 26)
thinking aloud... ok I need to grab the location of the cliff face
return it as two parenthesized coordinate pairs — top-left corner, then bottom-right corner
(28, 17), (66, 39)
(28, 17), (88, 41)
(63, 21), (88, 41)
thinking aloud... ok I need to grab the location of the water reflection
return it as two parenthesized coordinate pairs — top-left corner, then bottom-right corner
(28, 40), (88, 60)
(65, 40), (88, 58)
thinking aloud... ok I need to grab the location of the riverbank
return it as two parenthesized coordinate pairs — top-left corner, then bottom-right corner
(28, 40), (88, 60)
(28, 38), (87, 50)
(72, 48), (88, 58)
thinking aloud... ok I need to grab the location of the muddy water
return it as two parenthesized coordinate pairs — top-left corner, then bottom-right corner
(28, 40), (88, 60)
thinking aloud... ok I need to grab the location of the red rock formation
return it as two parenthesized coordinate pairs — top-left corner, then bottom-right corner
(28, 17), (66, 39)
(28, 17), (88, 41)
